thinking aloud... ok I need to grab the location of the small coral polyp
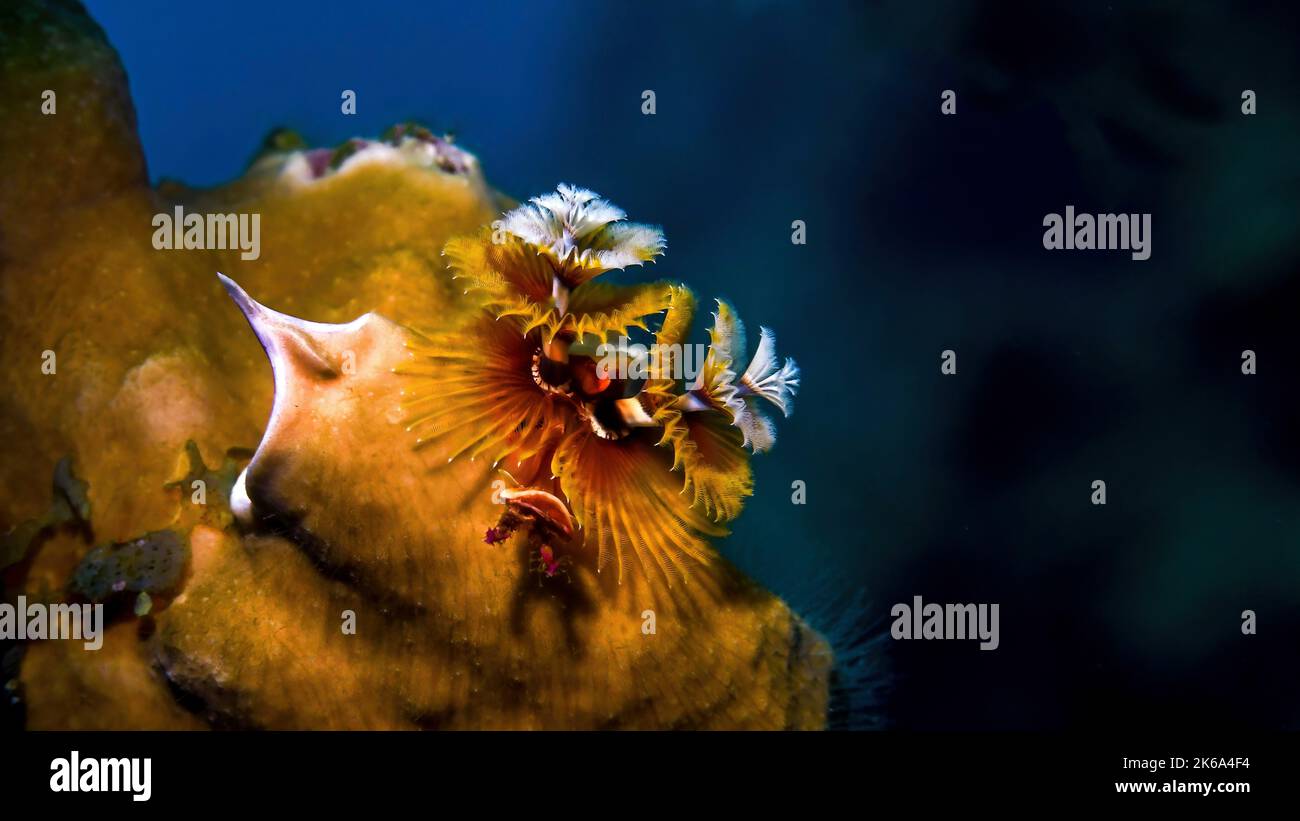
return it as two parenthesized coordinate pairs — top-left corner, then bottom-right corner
(258, 122), (479, 184)
(400, 185), (800, 583)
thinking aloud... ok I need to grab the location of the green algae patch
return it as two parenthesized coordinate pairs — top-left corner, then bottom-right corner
(163, 439), (249, 531)
(1, 457), (91, 571)
(71, 530), (189, 603)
